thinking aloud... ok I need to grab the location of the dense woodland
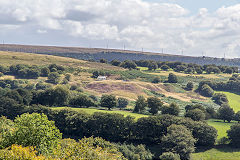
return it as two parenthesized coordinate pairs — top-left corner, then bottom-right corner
(0, 57), (240, 160)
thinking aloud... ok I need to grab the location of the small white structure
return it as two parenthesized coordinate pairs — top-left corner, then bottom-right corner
(97, 76), (107, 81)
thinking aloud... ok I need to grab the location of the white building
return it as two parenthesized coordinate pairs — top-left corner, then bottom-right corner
(97, 76), (107, 81)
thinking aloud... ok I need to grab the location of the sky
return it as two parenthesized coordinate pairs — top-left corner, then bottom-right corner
(0, 0), (240, 58)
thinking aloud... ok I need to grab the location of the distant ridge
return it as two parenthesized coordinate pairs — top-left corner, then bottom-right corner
(0, 44), (240, 67)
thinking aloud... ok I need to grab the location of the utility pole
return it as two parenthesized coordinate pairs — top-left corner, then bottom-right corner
(162, 48), (163, 54)
(181, 50), (183, 55)
(123, 44), (125, 51)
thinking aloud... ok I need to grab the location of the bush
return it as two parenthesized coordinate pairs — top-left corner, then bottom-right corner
(48, 72), (61, 84)
(185, 109), (206, 121)
(12, 113), (62, 154)
(147, 97), (163, 115)
(227, 124), (240, 147)
(69, 95), (96, 108)
(161, 103), (180, 116)
(117, 98), (129, 109)
(168, 73), (178, 83)
(212, 93), (228, 105)
(100, 94), (117, 110)
(218, 105), (235, 122)
(133, 96), (147, 113)
(161, 65), (170, 71)
(159, 152), (180, 160)
(186, 82), (194, 91)
(161, 124), (196, 160)
(200, 84), (214, 97)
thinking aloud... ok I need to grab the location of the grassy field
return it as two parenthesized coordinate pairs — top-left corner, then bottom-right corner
(53, 107), (148, 120)
(192, 146), (240, 160)
(216, 91), (240, 112)
(207, 119), (235, 140)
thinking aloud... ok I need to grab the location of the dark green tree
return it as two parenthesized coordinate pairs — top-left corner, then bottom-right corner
(168, 73), (178, 83)
(134, 96), (147, 113)
(227, 124), (240, 147)
(117, 97), (129, 109)
(161, 124), (196, 160)
(147, 97), (163, 115)
(161, 103), (180, 116)
(185, 109), (206, 121)
(48, 72), (61, 84)
(186, 82), (194, 91)
(100, 95), (117, 110)
(218, 105), (235, 122)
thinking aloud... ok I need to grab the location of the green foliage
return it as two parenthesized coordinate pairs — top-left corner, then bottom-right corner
(161, 65), (170, 71)
(53, 137), (126, 160)
(212, 93), (228, 105)
(200, 84), (214, 97)
(134, 96), (147, 113)
(48, 72), (61, 84)
(147, 97), (163, 115)
(185, 109), (206, 121)
(117, 97), (129, 109)
(227, 124), (240, 147)
(159, 152), (180, 160)
(161, 124), (196, 160)
(218, 105), (235, 123)
(69, 94), (96, 108)
(111, 60), (121, 66)
(100, 94), (117, 110)
(115, 143), (153, 160)
(186, 82), (194, 91)
(6, 113), (62, 154)
(168, 73), (178, 83)
(0, 117), (16, 149)
(40, 67), (50, 77)
(161, 103), (180, 116)
(120, 60), (137, 69)
(0, 145), (45, 160)
(100, 58), (108, 63)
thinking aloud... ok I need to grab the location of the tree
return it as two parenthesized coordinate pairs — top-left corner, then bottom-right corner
(227, 124), (240, 147)
(161, 103), (180, 116)
(111, 60), (121, 66)
(185, 109), (205, 121)
(147, 97), (163, 115)
(12, 113), (62, 154)
(225, 67), (233, 74)
(69, 95), (95, 108)
(161, 124), (196, 160)
(200, 84), (214, 97)
(186, 82), (194, 91)
(134, 96), (147, 113)
(100, 59), (108, 63)
(161, 65), (170, 71)
(40, 67), (50, 77)
(117, 97), (129, 109)
(235, 111), (240, 123)
(100, 95), (117, 110)
(218, 105), (235, 122)
(148, 62), (158, 71)
(48, 72), (61, 84)
(195, 67), (203, 74)
(51, 86), (70, 106)
(159, 152), (180, 160)
(212, 93), (228, 105)
(168, 73), (178, 83)
(120, 60), (137, 69)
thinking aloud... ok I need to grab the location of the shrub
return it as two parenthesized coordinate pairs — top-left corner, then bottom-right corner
(200, 84), (214, 97)
(100, 94), (117, 110)
(227, 124), (240, 147)
(186, 82), (194, 91)
(161, 103), (180, 116)
(69, 95), (96, 108)
(159, 152), (180, 160)
(117, 98), (129, 109)
(218, 105), (235, 123)
(12, 113), (62, 154)
(168, 73), (178, 83)
(185, 109), (206, 121)
(161, 124), (196, 160)
(152, 77), (161, 83)
(48, 72), (61, 84)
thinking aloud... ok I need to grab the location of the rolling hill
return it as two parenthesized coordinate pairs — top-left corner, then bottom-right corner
(1, 44), (240, 67)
